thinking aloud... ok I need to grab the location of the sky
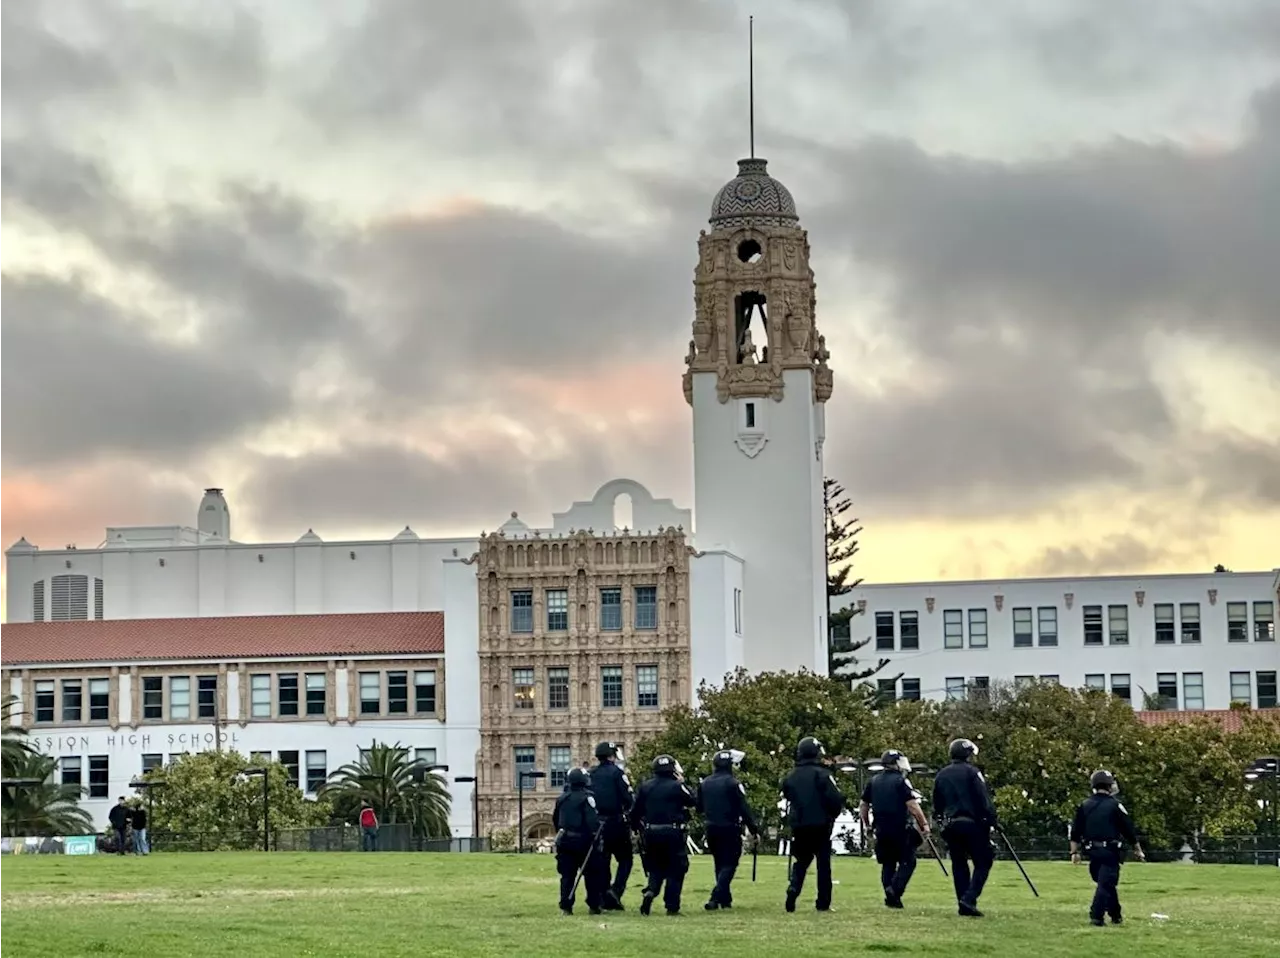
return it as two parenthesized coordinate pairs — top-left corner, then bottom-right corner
(2, 0), (1279, 622)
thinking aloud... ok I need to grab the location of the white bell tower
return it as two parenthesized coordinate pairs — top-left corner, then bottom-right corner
(683, 154), (832, 677)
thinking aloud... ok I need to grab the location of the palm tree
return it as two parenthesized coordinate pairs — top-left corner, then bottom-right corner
(2, 695), (38, 778)
(320, 741), (451, 839)
(2, 752), (95, 837)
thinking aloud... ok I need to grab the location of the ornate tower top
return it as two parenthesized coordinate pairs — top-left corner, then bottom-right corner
(708, 158), (799, 230)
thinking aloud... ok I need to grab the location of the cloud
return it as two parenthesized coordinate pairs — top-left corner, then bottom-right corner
(1021, 534), (1169, 578)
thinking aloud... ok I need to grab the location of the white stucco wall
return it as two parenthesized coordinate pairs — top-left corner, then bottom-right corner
(843, 571), (1279, 708)
(689, 549), (746, 701)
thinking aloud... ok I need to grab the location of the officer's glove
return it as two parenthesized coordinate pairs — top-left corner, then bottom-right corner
(1134, 846), (1146, 863)
(1071, 852), (1081, 865)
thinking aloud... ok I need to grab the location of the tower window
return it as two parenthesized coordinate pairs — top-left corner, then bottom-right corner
(745, 402), (756, 428)
(736, 238), (762, 263)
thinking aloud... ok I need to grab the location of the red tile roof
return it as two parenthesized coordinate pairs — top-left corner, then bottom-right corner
(0, 612), (444, 666)
(1135, 709), (1280, 733)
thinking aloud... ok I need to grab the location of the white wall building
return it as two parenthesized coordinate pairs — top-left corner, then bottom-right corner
(843, 570), (1279, 711)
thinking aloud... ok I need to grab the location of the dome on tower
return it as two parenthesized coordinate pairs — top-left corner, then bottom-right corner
(709, 157), (799, 230)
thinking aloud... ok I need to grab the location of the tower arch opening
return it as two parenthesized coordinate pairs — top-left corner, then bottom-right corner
(734, 290), (768, 365)
(612, 492), (633, 531)
(736, 238), (763, 264)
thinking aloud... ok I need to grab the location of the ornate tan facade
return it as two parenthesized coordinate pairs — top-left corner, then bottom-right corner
(472, 526), (692, 838)
(683, 157), (832, 408)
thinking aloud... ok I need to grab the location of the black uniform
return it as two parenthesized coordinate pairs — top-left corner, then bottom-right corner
(932, 759), (998, 915)
(861, 769), (922, 905)
(589, 758), (635, 908)
(630, 761), (697, 915)
(1070, 792), (1139, 925)
(552, 776), (605, 914)
(780, 758), (846, 911)
(696, 766), (759, 908)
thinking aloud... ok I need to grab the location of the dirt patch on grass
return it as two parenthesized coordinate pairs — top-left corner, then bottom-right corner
(2, 885), (423, 909)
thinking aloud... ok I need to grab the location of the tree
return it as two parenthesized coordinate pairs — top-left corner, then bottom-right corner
(141, 750), (331, 850)
(2, 695), (37, 778)
(823, 477), (888, 685)
(1213, 563), (1231, 573)
(2, 752), (95, 837)
(320, 741), (451, 839)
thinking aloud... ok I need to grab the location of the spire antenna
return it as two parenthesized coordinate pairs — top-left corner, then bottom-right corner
(748, 15), (755, 158)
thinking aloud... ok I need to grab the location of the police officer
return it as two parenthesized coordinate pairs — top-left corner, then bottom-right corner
(1070, 769), (1145, 926)
(552, 768), (605, 915)
(589, 741), (635, 910)
(780, 736), (846, 913)
(860, 750), (931, 909)
(932, 738), (998, 917)
(696, 749), (759, 910)
(630, 754), (697, 916)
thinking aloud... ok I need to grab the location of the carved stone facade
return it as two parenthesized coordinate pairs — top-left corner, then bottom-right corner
(683, 157), (833, 407)
(474, 526), (692, 838)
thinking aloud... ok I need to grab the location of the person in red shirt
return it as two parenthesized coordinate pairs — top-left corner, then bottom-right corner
(359, 801), (379, 851)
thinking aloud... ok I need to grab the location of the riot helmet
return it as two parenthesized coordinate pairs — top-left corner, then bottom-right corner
(949, 738), (979, 762)
(595, 741), (618, 761)
(796, 737), (825, 761)
(1090, 769), (1118, 794)
(653, 754), (679, 777)
(567, 767), (590, 790)
(713, 750), (734, 771)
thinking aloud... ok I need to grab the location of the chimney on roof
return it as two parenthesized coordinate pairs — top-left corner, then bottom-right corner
(199, 487), (231, 541)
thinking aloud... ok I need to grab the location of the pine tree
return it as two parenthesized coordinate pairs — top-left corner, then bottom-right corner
(824, 477), (889, 686)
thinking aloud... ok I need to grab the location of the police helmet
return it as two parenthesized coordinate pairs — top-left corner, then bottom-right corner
(949, 738), (979, 762)
(595, 741), (618, 761)
(567, 767), (590, 789)
(882, 749), (903, 768)
(796, 737), (825, 761)
(713, 750), (734, 771)
(1090, 769), (1118, 794)
(653, 754), (679, 776)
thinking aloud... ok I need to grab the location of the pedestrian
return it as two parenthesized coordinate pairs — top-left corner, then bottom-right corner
(630, 754), (697, 916)
(108, 797), (130, 855)
(131, 804), (149, 856)
(359, 801), (379, 851)
(860, 750), (930, 909)
(588, 741), (635, 910)
(1070, 769), (1145, 926)
(780, 736), (846, 913)
(932, 738), (998, 917)
(553, 767), (605, 915)
(696, 749), (759, 910)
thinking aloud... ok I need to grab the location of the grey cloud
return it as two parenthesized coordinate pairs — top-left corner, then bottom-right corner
(1020, 534), (1169, 578)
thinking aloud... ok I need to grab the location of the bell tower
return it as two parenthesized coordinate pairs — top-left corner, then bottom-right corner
(683, 154), (832, 677)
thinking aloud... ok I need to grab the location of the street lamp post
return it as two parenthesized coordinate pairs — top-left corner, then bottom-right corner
(453, 775), (479, 849)
(1246, 756), (1279, 865)
(242, 768), (269, 852)
(517, 769), (546, 854)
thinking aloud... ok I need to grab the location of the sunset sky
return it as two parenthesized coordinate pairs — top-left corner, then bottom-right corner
(3, 0), (1278, 622)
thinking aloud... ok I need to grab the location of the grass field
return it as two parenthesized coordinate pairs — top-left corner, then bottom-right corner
(2, 852), (1277, 957)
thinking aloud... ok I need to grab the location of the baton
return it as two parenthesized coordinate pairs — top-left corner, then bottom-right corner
(919, 825), (949, 877)
(996, 827), (1039, 898)
(570, 824), (605, 900)
(782, 801), (793, 882)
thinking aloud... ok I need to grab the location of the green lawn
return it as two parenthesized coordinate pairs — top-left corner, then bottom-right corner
(2, 852), (1277, 957)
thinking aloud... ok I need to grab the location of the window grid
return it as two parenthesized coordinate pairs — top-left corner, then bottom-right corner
(1258, 671), (1278, 709)
(945, 677), (965, 701)
(1156, 672), (1178, 710)
(197, 675), (218, 719)
(877, 678), (897, 706)
(1110, 674), (1131, 703)
(943, 610), (963, 650)
(546, 589), (569, 632)
(1037, 606), (1059, 646)
(141, 754), (163, 774)
(1179, 603), (1201, 643)
(1255, 602), (1275, 642)
(549, 745), (572, 789)
(34, 681), (55, 723)
(967, 609), (988, 649)
(548, 667), (570, 710)
(636, 665), (659, 709)
(513, 746), (536, 790)
(512, 668), (535, 710)
(277, 673), (299, 717)
(1154, 604), (1175, 644)
(511, 590), (534, 633)
(899, 611), (919, 650)
(413, 671), (436, 714)
(61, 680), (83, 723)
(359, 672), (380, 715)
(143, 677), (164, 720)
(388, 672), (409, 714)
(1230, 671), (1252, 706)
(1227, 602), (1249, 643)
(601, 666), (623, 709)
(306, 673), (327, 716)
(1012, 608), (1033, 648)
(89, 679), (109, 722)
(875, 611), (895, 651)
(600, 589), (622, 631)
(1183, 672), (1205, 710)
(634, 586), (658, 630)
(900, 677), (921, 701)
(1083, 606), (1103, 646)
(304, 750), (327, 793)
(1085, 674), (1105, 691)
(1108, 605), (1129, 645)
(60, 756), (82, 790)
(970, 676), (991, 701)
(169, 677), (191, 721)
(251, 674), (272, 718)
(280, 751), (300, 788)
(87, 755), (109, 799)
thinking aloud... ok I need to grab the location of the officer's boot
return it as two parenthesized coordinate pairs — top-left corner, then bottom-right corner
(784, 885), (799, 913)
(639, 890), (656, 916)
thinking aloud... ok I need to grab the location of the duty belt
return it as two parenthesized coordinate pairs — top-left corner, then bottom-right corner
(1084, 840), (1124, 850)
(644, 823), (685, 833)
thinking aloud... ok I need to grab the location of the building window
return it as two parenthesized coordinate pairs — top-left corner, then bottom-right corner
(966, 609), (988, 649)
(1255, 602), (1275, 642)
(61, 680), (82, 723)
(945, 677), (965, 701)
(87, 755), (109, 798)
(196, 675), (218, 719)
(549, 745), (572, 789)
(1258, 672), (1278, 709)
(899, 611), (919, 650)
(60, 756), (82, 790)
(900, 677), (921, 701)
(32, 580), (45, 621)
(408, 670), (434, 714)
(943, 610), (963, 649)
(387, 671), (408, 714)
(169, 677), (191, 720)
(1156, 672), (1178, 710)
(512, 668), (535, 710)
(414, 748), (437, 767)
(547, 667), (569, 710)
(513, 746), (536, 789)
(511, 590), (534, 633)
(277, 674), (299, 717)
(636, 665), (659, 709)
(34, 681), (55, 723)
(876, 678), (896, 706)
(306, 673), (327, 716)
(251, 674), (272, 718)
(141, 754), (163, 775)
(1012, 608), (1033, 648)
(304, 751), (327, 793)
(1108, 606), (1129, 645)
(1037, 607), (1059, 646)
(88, 679), (109, 722)
(733, 589), (743, 635)
(1180, 603), (1201, 643)
(280, 751), (300, 788)
(875, 612), (895, 651)
(50, 574), (89, 620)
(1085, 674), (1105, 691)
(546, 589), (569, 632)
(1083, 606), (1103, 646)
(143, 676), (164, 720)
(970, 676), (990, 701)
(1110, 674), (1131, 703)
(1183, 672), (1204, 710)
(601, 666), (623, 709)
(1014, 675), (1034, 689)
(1230, 671), (1252, 706)
(1154, 604), (1175, 643)
(600, 588), (622, 631)
(634, 586), (658, 630)
(359, 672), (380, 715)
(1227, 602), (1249, 642)
(1040, 675), (1060, 684)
